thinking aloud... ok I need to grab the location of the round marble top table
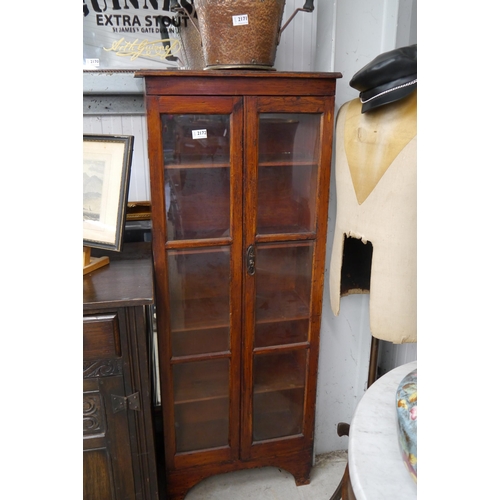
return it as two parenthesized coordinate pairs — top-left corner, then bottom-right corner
(348, 360), (417, 500)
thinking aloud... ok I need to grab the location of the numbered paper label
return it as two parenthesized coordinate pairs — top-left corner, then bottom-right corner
(85, 58), (99, 67)
(192, 129), (208, 140)
(232, 14), (249, 26)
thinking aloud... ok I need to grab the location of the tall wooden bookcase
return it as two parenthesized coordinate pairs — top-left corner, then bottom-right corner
(137, 70), (340, 499)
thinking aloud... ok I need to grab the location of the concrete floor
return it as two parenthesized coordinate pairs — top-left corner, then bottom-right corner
(184, 450), (347, 500)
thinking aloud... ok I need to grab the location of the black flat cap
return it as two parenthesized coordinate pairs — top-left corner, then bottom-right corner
(350, 44), (417, 113)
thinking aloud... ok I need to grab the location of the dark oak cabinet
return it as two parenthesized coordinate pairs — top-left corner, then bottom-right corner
(83, 247), (159, 500)
(137, 70), (341, 500)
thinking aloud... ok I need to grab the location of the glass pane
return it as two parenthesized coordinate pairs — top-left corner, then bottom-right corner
(254, 319), (309, 349)
(168, 247), (230, 357)
(173, 359), (230, 452)
(165, 167), (230, 240)
(257, 114), (321, 235)
(253, 350), (307, 441)
(162, 114), (231, 241)
(162, 114), (230, 165)
(254, 242), (313, 340)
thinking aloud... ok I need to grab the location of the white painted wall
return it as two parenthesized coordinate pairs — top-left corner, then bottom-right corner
(83, 114), (151, 202)
(274, 0), (318, 71)
(83, 0), (418, 455)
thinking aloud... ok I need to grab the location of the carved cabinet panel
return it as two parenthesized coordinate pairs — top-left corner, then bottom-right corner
(83, 251), (158, 500)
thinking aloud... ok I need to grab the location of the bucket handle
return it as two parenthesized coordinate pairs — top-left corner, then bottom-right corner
(278, 0), (315, 44)
(170, 0), (201, 37)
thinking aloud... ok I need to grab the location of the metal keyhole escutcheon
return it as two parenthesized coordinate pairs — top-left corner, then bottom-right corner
(246, 245), (256, 276)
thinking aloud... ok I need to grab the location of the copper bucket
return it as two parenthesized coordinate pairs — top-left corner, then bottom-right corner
(177, 0), (314, 70)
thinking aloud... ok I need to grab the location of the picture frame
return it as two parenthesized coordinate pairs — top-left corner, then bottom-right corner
(83, 134), (134, 252)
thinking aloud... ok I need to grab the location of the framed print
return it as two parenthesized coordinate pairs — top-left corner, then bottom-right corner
(83, 134), (134, 251)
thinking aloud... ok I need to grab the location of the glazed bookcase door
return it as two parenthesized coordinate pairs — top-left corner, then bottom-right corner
(146, 95), (244, 470)
(241, 96), (334, 460)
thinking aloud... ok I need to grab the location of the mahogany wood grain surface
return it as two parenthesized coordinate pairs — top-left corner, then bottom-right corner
(136, 70), (342, 97)
(83, 243), (154, 309)
(140, 71), (340, 499)
(83, 244), (158, 500)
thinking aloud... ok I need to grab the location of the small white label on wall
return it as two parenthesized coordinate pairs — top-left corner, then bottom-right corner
(192, 129), (208, 139)
(85, 58), (100, 68)
(232, 14), (249, 26)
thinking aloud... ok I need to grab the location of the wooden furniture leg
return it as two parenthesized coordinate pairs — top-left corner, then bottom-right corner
(330, 480), (342, 500)
(368, 337), (379, 388)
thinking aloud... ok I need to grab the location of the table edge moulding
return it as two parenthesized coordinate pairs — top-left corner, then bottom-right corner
(348, 361), (417, 500)
(137, 70), (341, 500)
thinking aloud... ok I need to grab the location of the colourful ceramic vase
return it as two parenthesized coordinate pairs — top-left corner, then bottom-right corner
(396, 368), (417, 482)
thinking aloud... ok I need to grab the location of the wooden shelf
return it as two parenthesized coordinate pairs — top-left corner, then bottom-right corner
(170, 297), (230, 332)
(255, 290), (310, 323)
(253, 389), (304, 441)
(165, 162), (230, 170)
(256, 172), (317, 233)
(165, 165), (231, 241)
(175, 417), (229, 453)
(165, 159), (315, 169)
(258, 158), (317, 166)
(254, 319), (309, 348)
(171, 327), (229, 358)
(170, 290), (309, 332)
(256, 224), (313, 236)
(174, 397), (230, 453)
(253, 351), (306, 394)
(173, 358), (229, 404)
